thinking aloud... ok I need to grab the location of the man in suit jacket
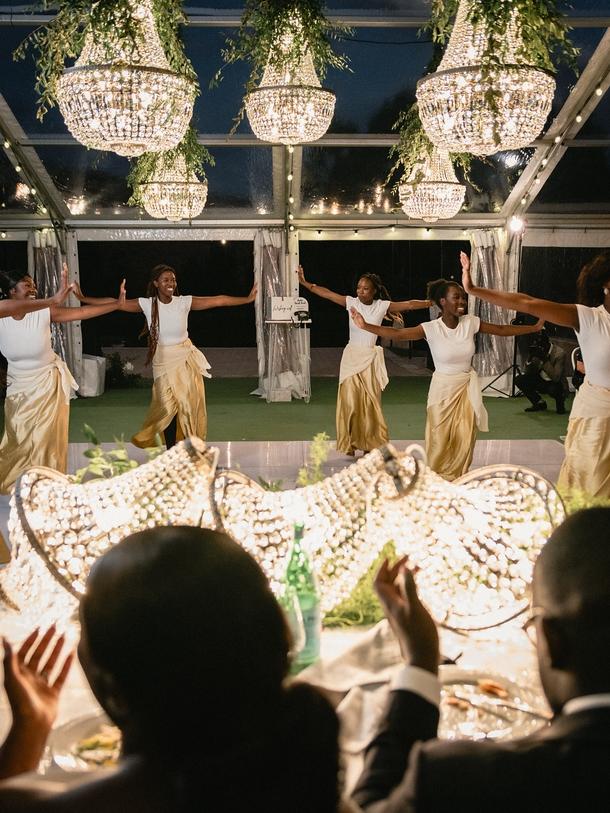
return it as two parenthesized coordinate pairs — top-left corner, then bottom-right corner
(352, 507), (610, 812)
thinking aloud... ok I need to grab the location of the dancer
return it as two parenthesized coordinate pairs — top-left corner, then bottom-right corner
(298, 265), (430, 455)
(0, 268), (125, 493)
(351, 261), (543, 479)
(77, 264), (256, 448)
(462, 250), (610, 497)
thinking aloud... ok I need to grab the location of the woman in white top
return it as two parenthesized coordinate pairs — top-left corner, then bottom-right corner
(0, 268), (125, 493)
(352, 257), (543, 480)
(462, 250), (610, 497)
(298, 266), (430, 455)
(78, 264), (256, 448)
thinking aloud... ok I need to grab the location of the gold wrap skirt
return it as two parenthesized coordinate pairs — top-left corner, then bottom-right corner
(0, 355), (77, 494)
(558, 379), (610, 498)
(425, 369), (488, 481)
(336, 344), (389, 455)
(132, 339), (211, 449)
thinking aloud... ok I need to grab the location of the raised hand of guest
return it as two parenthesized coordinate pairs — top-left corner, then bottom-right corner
(374, 558), (440, 675)
(50, 266), (74, 306)
(0, 627), (74, 779)
(117, 278), (127, 309)
(297, 265), (307, 285)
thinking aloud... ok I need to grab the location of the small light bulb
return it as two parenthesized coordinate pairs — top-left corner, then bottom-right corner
(30, 188), (37, 195)
(221, 239), (227, 245)
(41, 207), (48, 214)
(391, 226), (395, 232)
(509, 216), (525, 233)
(521, 197), (527, 205)
(15, 165), (21, 172)
(575, 114), (583, 123)
(287, 145), (294, 154)
(3, 140), (9, 149)
(535, 177), (541, 185)
(288, 213), (294, 220)
(541, 158), (548, 167)
(1, 231), (6, 239)
(288, 196), (294, 204)
(287, 173), (293, 181)
(289, 224), (295, 232)
(595, 86), (603, 97)
(554, 136), (561, 144)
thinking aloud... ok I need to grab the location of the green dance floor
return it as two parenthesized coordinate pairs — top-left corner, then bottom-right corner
(9, 377), (571, 443)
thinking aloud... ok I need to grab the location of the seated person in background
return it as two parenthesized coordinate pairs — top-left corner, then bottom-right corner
(515, 330), (567, 414)
(352, 506), (610, 813)
(572, 347), (585, 390)
(0, 527), (340, 813)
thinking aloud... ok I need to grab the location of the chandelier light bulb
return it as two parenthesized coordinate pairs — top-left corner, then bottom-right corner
(56, 0), (195, 157)
(399, 148), (466, 222)
(509, 215), (525, 233)
(416, 0), (555, 155)
(139, 154), (208, 222)
(244, 17), (335, 145)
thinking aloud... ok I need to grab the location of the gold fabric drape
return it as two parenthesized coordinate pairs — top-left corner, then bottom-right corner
(425, 370), (488, 481)
(0, 356), (76, 494)
(132, 339), (211, 449)
(336, 361), (389, 455)
(558, 379), (610, 498)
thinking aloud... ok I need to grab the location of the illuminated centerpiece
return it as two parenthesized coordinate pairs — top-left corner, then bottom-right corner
(56, 0), (196, 157)
(416, 0), (555, 155)
(398, 148), (466, 222)
(3, 440), (564, 630)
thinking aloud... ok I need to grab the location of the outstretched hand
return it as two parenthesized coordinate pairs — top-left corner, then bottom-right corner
(51, 266), (74, 306)
(117, 278), (127, 309)
(3, 627), (73, 731)
(374, 558), (440, 674)
(297, 265), (306, 285)
(460, 251), (473, 294)
(350, 307), (366, 329)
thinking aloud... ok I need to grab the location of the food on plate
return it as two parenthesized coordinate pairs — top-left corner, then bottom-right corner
(73, 724), (122, 767)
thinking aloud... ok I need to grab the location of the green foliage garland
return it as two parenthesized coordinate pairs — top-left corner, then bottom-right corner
(427, 0), (579, 75)
(213, 0), (351, 130)
(127, 126), (214, 207)
(14, 0), (198, 120)
(387, 103), (474, 193)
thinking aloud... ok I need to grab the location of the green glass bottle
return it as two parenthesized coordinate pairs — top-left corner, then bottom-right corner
(285, 522), (321, 670)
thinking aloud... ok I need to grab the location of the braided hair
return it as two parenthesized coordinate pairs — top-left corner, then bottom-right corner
(357, 272), (391, 301)
(140, 264), (179, 365)
(427, 278), (464, 311)
(576, 251), (610, 307)
(0, 269), (29, 300)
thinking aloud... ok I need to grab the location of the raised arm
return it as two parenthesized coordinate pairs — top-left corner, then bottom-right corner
(0, 271), (73, 318)
(461, 252), (579, 330)
(479, 317), (545, 337)
(388, 299), (432, 312)
(350, 308), (425, 341)
(51, 280), (127, 323)
(72, 278), (141, 311)
(191, 283), (257, 311)
(297, 265), (346, 307)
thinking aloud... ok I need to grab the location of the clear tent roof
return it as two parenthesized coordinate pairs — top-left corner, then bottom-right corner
(0, 1), (609, 232)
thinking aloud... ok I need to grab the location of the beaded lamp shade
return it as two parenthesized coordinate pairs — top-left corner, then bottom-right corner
(416, 0), (555, 155)
(3, 440), (564, 631)
(398, 148), (466, 222)
(56, 0), (195, 157)
(140, 155), (208, 222)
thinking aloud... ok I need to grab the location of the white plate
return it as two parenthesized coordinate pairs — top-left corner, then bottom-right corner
(45, 711), (120, 774)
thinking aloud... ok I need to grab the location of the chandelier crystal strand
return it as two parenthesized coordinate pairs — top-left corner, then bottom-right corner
(56, 0), (196, 157)
(245, 31), (335, 144)
(416, 0), (555, 155)
(399, 148), (466, 222)
(140, 154), (208, 221)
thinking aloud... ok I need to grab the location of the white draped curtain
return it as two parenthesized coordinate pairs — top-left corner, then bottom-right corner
(469, 228), (522, 394)
(27, 228), (83, 386)
(251, 228), (309, 401)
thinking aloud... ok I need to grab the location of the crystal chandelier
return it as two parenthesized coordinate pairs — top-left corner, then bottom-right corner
(399, 148), (466, 222)
(56, 0), (195, 157)
(139, 154), (208, 222)
(244, 27), (335, 145)
(416, 0), (555, 155)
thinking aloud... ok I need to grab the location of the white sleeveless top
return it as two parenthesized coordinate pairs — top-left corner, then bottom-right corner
(346, 296), (391, 348)
(421, 314), (480, 374)
(0, 308), (55, 370)
(576, 304), (610, 388)
(138, 295), (192, 346)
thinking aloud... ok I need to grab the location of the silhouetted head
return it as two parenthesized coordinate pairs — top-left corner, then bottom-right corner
(0, 270), (36, 300)
(532, 508), (610, 712)
(427, 278), (467, 318)
(576, 251), (610, 307)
